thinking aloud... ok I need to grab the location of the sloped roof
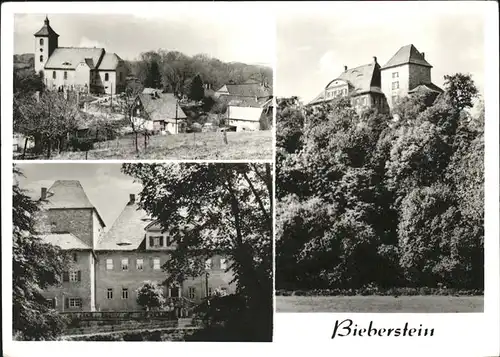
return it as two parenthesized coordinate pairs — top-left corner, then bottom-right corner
(97, 202), (152, 250)
(329, 62), (382, 95)
(34, 18), (59, 37)
(42, 233), (91, 250)
(98, 53), (123, 70)
(217, 82), (272, 98)
(138, 92), (187, 122)
(44, 47), (105, 70)
(381, 44), (432, 70)
(43, 180), (106, 227)
(227, 106), (263, 122)
(408, 82), (444, 93)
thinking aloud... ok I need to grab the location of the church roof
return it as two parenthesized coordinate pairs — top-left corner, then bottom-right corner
(42, 180), (106, 227)
(34, 17), (59, 37)
(97, 202), (151, 251)
(98, 52), (123, 70)
(137, 92), (187, 122)
(381, 44), (432, 70)
(44, 47), (105, 70)
(217, 81), (272, 98)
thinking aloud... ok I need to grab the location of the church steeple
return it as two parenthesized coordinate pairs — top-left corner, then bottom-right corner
(34, 15), (59, 74)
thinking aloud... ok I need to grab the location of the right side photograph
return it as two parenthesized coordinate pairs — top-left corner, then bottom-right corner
(275, 3), (485, 313)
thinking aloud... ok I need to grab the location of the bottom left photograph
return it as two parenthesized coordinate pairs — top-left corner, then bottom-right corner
(11, 162), (273, 342)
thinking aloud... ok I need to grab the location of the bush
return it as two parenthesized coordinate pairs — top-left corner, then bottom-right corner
(275, 287), (484, 297)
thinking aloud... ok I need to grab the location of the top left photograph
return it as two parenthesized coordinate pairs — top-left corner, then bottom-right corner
(12, 12), (274, 160)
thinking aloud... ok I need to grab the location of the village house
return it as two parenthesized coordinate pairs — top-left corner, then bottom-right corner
(131, 89), (187, 134)
(34, 16), (127, 95)
(38, 180), (235, 312)
(307, 44), (443, 113)
(215, 80), (273, 131)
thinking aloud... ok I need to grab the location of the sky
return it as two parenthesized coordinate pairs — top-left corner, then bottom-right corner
(276, 2), (487, 103)
(16, 163), (142, 230)
(14, 10), (274, 65)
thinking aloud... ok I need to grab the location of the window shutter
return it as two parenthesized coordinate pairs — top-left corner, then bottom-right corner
(159, 236), (164, 247)
(65, 298), (69, 309)
(53, 297), (58, 307)
(63, 271), (69, 282)
(149, 237), (154, 247)
(77, 270), (82, 282)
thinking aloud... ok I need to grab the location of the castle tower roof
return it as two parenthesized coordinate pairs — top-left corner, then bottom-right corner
(381, 44), (432, 70)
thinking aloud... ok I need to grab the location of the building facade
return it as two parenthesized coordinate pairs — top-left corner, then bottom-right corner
(308, 44), (443, 113)
(38, 180), (236, 312)
(34, 16), (127, 95)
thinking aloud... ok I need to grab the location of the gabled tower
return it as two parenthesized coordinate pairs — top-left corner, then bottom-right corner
(34, 15), (59, 75)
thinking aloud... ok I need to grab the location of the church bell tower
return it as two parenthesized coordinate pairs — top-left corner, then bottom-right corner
(34, 15), (59, 75)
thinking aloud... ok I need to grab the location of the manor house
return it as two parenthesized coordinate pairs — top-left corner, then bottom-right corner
(37, 180), (235, 312)
(308, 44), (443, 113)
(34, 16), (127, 95)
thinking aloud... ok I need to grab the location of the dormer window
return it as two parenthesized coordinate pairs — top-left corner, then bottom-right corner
(62, 61), (71, 66)
(149, 236), (163, 248)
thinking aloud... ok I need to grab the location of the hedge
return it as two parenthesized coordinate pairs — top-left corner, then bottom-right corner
(275, 287), (484, 297)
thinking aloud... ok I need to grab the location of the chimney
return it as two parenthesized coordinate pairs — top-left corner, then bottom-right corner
(344, 65), (348, 71)
(421, 52), (425, 59)
(373, 56), (377, 63)
(129, 194), (135, 204)
(41, 187), (47, 201)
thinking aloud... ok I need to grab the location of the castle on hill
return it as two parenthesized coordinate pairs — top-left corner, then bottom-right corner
(308, 44), (443, 113)
(34, 16), (127, 95)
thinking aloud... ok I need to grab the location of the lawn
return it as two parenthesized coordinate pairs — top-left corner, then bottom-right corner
(45, 130), (273, 160)
(276, 295), (484, 313)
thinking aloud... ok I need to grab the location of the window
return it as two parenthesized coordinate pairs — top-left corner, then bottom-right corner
(68, 298), (81, 308)
(69, 270), (80, 282)
(39, 55), (43, 62)
(150, 236), (164, 248)
(136, 258), (144, 270)
(205, 259), (212, 270)
(220, 258), (227, 270)
(121, 258), (129, 271)
(106, 258), (114, 270)
(153, 258), (161, 270)
(188, 287), (196, 299)
(52, 71), (56, 79)
(122, 288), (129, 299)
(105, 73), (109, 81)
(64, 71), (68, 80)
(166, 236), (172, 246)
(208, 287), (212, 296)
(392, 81), (399, 90)
(73, 253), (78, 262)
(40, 38), (44, 46)
(46, 298), (56, 308)
(392, 72), (399, 78)
(119, 72), (123, 81)
(107, 288), (113, 299)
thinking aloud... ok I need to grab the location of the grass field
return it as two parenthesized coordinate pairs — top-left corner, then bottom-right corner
(276, 295), (484, 313)
(48, 130), (272, 160)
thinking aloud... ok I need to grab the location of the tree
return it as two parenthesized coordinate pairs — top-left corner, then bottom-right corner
(13, 165), (69, 340)
(120, 81), (148, 155)
(189, 74), (205, 101)
(443, 73), (479, 111)
(121, 163), (273, 341)
(13, 91), (81, 158)
(136, 281), (166, 310)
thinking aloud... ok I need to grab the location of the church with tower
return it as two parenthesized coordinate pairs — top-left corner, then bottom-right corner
(34, 16), (127, 95)
(308, 44), (443, 113)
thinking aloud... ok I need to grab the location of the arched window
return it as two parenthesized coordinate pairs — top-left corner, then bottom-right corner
(104, 73), (109, 81)
(39, 38), (44, 46)
(40, 55), (43, 62)
(64, 71), (68, 80)
(52, 71), (56, 79)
